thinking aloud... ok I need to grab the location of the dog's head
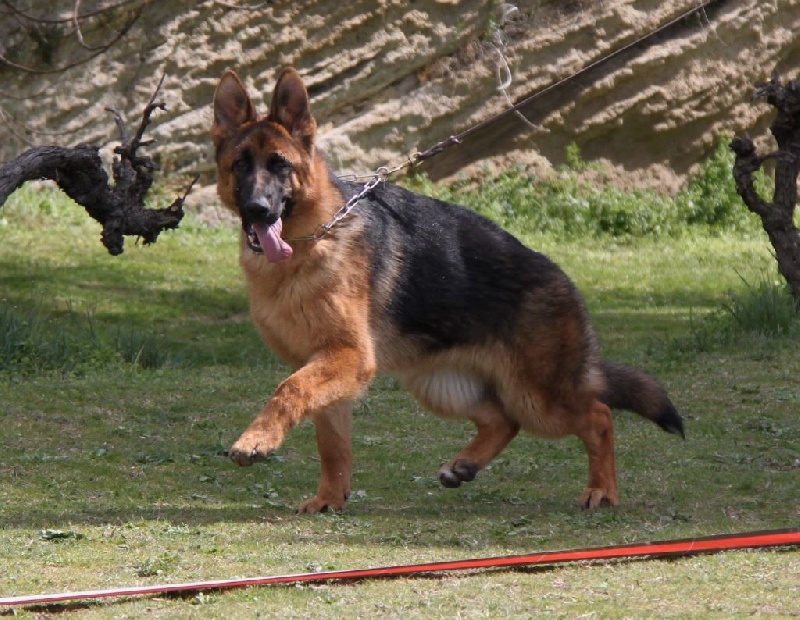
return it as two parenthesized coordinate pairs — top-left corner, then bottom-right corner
(212, 68), (317, 262)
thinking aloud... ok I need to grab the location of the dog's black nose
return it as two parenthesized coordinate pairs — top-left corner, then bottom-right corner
(243, 197), (272, 220)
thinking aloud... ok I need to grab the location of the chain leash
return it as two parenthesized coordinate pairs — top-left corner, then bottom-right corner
(288, 155), (417, 243)
(287, 170), (383, 242)
(288, 135), (465, 243)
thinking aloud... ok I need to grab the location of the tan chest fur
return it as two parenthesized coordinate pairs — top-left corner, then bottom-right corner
(239, 232), (372, 369)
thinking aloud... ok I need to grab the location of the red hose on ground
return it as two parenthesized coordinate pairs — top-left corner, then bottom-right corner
(1, 528), (798, 607)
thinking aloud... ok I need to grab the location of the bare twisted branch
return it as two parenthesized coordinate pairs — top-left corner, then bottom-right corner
(0, 76), (191, 256)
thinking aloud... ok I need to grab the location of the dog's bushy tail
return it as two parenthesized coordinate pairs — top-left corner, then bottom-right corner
(599, 361), (685, 438)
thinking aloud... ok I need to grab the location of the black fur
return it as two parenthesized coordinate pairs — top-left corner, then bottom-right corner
(343, 180), (571, 351)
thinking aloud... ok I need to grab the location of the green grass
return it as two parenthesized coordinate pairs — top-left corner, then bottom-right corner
(0, 178), (798, 618)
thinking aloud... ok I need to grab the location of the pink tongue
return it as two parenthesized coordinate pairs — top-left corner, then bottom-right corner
(253, 219), (293, 263)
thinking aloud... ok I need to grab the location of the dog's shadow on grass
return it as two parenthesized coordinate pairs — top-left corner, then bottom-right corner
(1, 489), (634, 540)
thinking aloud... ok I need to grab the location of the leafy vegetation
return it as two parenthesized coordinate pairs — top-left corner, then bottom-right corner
(0, 155), (798, 617)
(406, 140), (766, 238)
(0, 302), (181, 374)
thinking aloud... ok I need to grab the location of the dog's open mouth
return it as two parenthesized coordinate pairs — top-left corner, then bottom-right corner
(245, 219), (293, 263)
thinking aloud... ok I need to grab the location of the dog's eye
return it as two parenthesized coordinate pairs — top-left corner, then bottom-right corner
(232, 151), (252, 175)
(268, 154), (293, 175)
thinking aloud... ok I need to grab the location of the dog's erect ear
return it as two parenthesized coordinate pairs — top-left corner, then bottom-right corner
(269, 68), (316, 153)
(212, 70), (257, 150)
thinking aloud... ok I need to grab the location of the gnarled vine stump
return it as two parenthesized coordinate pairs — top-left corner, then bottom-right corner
(0, 77), (192, 255)
(731, 74), (800, 305)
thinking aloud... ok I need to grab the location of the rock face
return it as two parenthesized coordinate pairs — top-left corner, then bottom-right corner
(1, 0), (798, 198)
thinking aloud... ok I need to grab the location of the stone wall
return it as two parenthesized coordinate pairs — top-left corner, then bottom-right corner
(1, 0), (798, 201)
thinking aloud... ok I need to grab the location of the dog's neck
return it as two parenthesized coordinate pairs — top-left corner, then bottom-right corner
(281, 152), (345, 241)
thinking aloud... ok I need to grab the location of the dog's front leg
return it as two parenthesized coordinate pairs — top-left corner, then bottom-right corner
(229, 348), (374, 508)
(298, 402), (353, 513)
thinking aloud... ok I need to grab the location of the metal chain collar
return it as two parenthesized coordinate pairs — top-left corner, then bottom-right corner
(286, 134), (464, 243)
(289, 165), (394, 243)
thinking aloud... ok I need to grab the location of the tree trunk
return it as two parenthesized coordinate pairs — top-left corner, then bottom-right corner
(731, 75), (800, 305)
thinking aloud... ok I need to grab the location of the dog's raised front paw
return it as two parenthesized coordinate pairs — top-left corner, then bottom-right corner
(229, 434), (276, 466)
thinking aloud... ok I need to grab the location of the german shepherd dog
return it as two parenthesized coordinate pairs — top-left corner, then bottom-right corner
(211, 68), (684, 514)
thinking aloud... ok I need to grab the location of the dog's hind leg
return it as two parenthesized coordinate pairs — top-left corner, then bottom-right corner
(404, 370), (520, 487)
(575, 398), (619, 509)
(299, 402), (353, 513)
(438, 401), (520, 488)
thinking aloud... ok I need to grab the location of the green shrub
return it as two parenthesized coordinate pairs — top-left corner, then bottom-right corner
(675, 140), (764, 231)
(405, 140), (764, 238)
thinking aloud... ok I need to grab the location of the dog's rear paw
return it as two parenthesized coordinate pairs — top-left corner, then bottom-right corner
(438, 459), (479, 488)
(579, 487), (619, 509)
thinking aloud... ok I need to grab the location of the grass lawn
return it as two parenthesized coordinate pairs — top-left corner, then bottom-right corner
(0, 184), (798, 618)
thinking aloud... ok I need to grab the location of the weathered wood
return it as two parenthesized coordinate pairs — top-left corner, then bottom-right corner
(0, 80), (190, 255)
(731, 75), (800, 305)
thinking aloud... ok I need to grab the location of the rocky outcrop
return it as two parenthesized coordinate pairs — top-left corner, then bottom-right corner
(1, 0), (798, 200)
